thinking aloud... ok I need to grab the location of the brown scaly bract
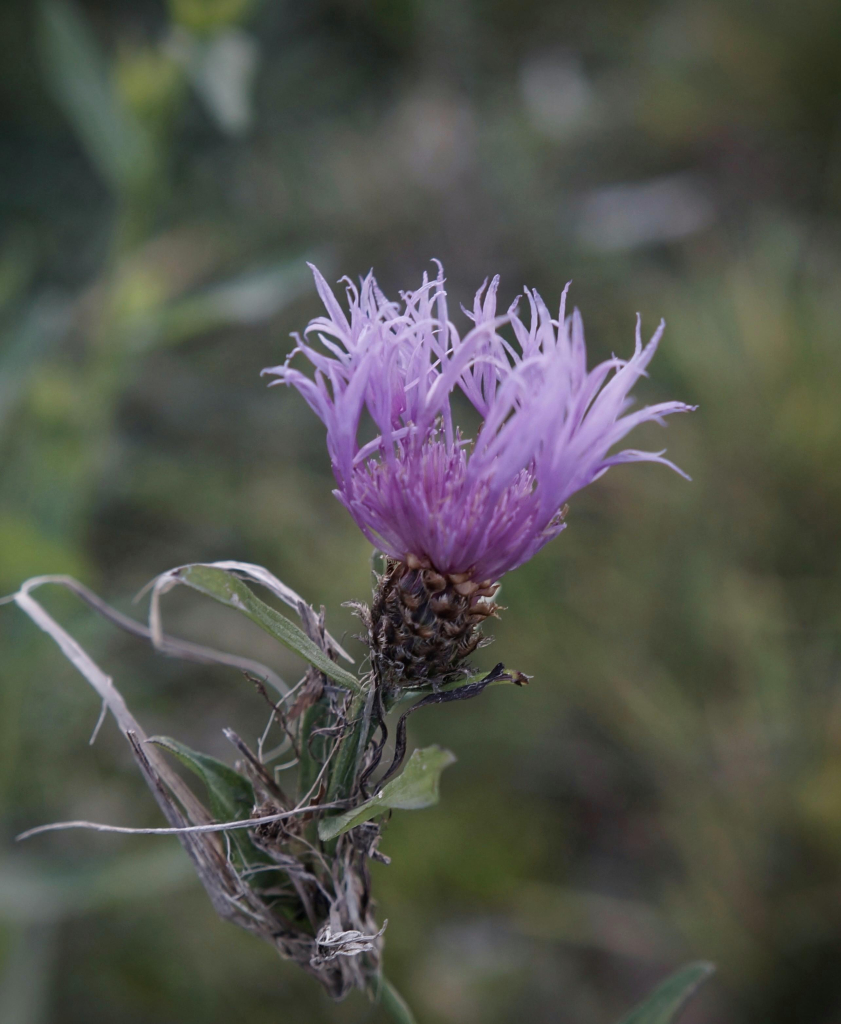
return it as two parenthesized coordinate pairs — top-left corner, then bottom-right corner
(365, 556), (500, 693)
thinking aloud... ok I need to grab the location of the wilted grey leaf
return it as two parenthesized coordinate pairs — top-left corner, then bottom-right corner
(9, 578), (212, 828)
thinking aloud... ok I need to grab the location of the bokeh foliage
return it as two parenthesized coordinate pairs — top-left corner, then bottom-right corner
(2, 0), (841, 1021)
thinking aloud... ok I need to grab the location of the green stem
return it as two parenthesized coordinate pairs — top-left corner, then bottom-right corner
(297, 702), (329, 801)
(325, 690), (370, 804)
(378, 975), (417, 1024)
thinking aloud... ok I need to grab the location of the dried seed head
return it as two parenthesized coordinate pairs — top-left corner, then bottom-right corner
(368, 558), (500, 691)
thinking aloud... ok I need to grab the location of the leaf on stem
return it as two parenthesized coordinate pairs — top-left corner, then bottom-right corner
(318, 745), (456, 842)
(152, 564), (362, 694)
(147, 736), (254, 823)
(149, 735), (265, 866)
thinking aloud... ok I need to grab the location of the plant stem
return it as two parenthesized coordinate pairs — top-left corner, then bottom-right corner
(379, 975), (417, 1024)
(326, 689), (372, 804)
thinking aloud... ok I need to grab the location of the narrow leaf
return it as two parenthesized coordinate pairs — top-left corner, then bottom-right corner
(318, 746), (456, 842)
(39, 0), (153, 192)
(195, 560), (348, 654)
(149, 736), (263, 866)
(147, 736), (254, 823)
(172, 565), (362, 693)
(617, 962), (715, 1024)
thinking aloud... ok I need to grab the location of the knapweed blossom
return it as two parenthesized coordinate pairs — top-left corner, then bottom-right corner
(264, 263), (692, 688)
(263, 263), (692, 585)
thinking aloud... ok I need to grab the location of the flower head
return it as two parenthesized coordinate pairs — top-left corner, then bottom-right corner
(263, 263), (693, 585)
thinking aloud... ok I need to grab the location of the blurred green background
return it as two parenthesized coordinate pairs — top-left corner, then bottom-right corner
(2, 0), (841, 1021)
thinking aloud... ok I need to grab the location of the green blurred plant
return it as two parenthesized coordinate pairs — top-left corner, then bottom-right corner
(167, 0), (256, 37)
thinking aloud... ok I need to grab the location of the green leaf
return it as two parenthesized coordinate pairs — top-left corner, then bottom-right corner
(39, 1), (154, 193)
(148, 736), (254, 823)
(176, 565), (363, 693)
(318, 745), (457, 842)
(149, 735), (268, 867)
(616, 962), (715, 1024)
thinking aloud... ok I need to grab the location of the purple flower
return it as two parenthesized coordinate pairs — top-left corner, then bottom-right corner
(263, 263), (693, 584)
